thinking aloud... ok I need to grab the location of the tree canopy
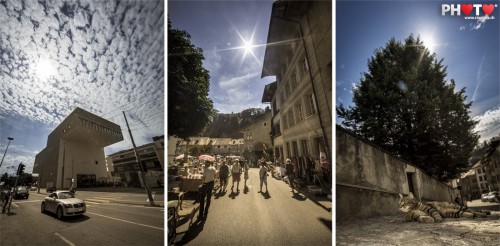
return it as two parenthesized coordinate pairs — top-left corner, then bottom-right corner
(337, 34), (479, 182)
(168, 19), (214, 139)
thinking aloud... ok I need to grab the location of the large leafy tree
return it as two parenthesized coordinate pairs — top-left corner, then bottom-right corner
(168, 19), (214, 139)
(338, 34), (479, 182)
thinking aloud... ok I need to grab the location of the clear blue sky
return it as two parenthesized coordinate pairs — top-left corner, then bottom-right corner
(0, 0), (164, 175)
(168, 0), (277, 114)
(336, 0), (500, 142)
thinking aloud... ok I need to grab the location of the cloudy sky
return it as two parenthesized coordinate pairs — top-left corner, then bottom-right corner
(168, 0), (276, 114)
(0, 0), (164, 175)
(337, 1), (500, 143)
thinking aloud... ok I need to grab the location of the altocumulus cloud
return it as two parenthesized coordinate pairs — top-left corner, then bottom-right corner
(0, 0), (164, 154)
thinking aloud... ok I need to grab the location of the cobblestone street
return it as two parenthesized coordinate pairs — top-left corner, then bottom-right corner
(336, 212), (500, 245)
(337, 209), (500, 245)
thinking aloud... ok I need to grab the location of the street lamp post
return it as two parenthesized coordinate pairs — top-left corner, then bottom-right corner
(0, 137), (14, 169)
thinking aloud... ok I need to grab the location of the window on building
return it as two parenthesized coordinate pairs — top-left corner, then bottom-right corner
(308, 94), (317, 115)
(292, 141), (299, 156)
(283, 114), (288, 129)
(303, 57), (309, 72)
(294, 71), (299, 87)
(296, 103), (304, 122)
(301, 139), (309, 155)
(286, 142), (291, 158)
(264, 122), (266, 126)
(288, 110), (295, 127)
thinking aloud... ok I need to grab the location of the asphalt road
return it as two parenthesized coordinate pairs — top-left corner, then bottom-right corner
(171, 168), (332, 245)
(1, 191), (164, 245)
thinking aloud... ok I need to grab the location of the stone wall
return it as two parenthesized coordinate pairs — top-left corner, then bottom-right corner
(336, 125), (457, 221)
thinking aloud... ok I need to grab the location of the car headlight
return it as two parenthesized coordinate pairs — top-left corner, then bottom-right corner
(63, 204), (73, 208)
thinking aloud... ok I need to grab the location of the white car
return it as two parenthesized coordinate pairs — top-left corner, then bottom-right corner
(41, 191), (86, 219)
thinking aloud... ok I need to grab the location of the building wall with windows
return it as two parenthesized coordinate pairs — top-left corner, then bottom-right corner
(261, 0), (332, 163)
(175, 137), (245, 157)
(33, 107), (124, 189)
(241, 111), (272, 162)
(108, 136), (164, 188)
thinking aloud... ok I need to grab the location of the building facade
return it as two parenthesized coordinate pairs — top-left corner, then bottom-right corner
(261, 0), (332, 164)
(175, 137), (244, 158)
(33, 107), (124, 189)
(108, 136), (164, 188)
(240, 111), (272, 163)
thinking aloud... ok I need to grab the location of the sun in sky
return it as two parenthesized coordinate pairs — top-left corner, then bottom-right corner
(418, 30), (438, 53)
(35, 58), (57, 80)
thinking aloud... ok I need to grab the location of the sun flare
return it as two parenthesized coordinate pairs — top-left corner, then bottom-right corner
(36, 58), (56, 80)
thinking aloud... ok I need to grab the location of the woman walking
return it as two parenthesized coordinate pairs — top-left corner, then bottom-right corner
(259, 162), (268, 193)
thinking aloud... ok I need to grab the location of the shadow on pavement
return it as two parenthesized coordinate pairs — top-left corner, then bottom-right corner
(214, 190), (227, 199)
(259, 191), (271, 199)
(470, 204), (500, 212)
(173, 217), (206, 245)
(228, 190), (240, 199)
(318, 218), (332, 231)
(291, 191), (307, 201)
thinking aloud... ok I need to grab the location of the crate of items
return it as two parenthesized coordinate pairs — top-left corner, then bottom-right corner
(307, 185), (323, 196)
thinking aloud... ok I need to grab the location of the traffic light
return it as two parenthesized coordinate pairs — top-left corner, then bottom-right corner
(16, 163), (25, 176)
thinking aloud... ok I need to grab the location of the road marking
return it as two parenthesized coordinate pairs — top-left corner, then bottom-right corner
(13, 200), (42, 204)
(54, 232), (76, 246)
(84, 201), (101, 205)
(86, 211), (164, 231)
(85, 198), (110, 203)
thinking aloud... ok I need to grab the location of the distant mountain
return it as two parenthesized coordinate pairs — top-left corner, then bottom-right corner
(202, 107), (269, 138)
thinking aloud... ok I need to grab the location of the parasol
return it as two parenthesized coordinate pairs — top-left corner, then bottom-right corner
(199, 155), (215, 162)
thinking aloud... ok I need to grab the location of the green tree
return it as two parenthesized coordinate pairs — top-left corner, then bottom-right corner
(338, 34), (479, 182)
(168, 19), (214, 139)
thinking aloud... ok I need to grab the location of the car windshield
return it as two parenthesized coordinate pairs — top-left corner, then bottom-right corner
(58, 192), (75, 199)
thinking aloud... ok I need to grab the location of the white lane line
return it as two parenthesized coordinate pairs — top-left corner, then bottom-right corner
(54, 232), (76, 246)
(13, 200), (42, 204)
(84, 201), (101, 205)
(86, 211), (164, 231)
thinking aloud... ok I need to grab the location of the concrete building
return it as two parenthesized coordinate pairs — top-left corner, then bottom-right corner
(33, 107), (124, 189)
(167, 136), (181, 166)
(240, 111), (272, 162)
(261, 0), (332, 164)
(107, 136), (164, 188)
(472, 137), (500, 193)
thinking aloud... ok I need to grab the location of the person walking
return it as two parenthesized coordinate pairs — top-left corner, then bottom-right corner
(259, 162), (268, 193)
(1, 186), (11, 213)
(285, 158), (296, 192)
(243, 161), (249, 190)
(219, 160), (229, 192)
(231, 159), (242, 192)
(198, 161), (216, 220)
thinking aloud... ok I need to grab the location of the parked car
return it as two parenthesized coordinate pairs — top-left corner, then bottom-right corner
(41, 191), (86, 220)
(485, 191), (500, 203)
(13, 186), (29, 199)
(481, 193), (489, 202)
(29, 186), (38, 191)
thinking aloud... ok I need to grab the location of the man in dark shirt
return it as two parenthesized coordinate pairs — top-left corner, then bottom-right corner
(219, 161), (230, 192)
(285, 158), (296, 192)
